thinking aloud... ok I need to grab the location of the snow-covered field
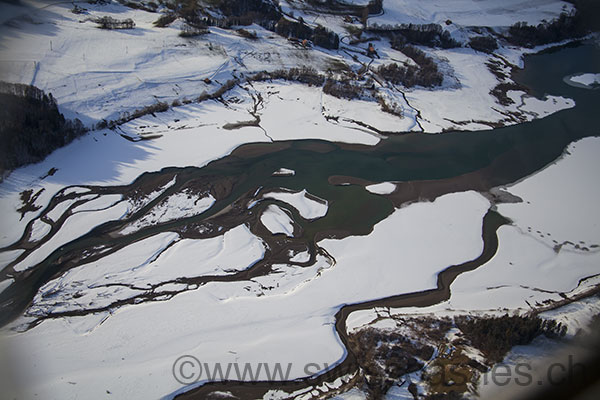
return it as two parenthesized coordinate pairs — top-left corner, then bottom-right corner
(348, 136), (600, 330)
(7, 140), (593, 398)
(477, 295), (600, 398)
(1, 190), (490, 399)
(27, 224), (266, 317)
(0, 0), (575, 132)
(367, 0), (573, 28)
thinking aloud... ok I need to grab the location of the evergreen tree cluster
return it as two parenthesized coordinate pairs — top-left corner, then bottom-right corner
(0, 82), (87, 175)
(468, 36), (499, 54)
(507, 11), (586, 48)
(374, 23), (459, 48)
(275, 18), (340, 50)
(455, 314), (567, 363)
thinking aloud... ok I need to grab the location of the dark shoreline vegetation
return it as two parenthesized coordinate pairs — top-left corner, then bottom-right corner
(348, 313), (569, 399)
(98, 50), (443, 130)
(0, 82), (87, 178)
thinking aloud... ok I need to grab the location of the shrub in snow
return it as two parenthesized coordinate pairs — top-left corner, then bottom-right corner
(377, 61), (443, 88)
(119, 0), (158, 13)
(312, 25), (339, 50)
(236, 28), (258, 40)
(455, 314), (567, 363)
(251, 67), (325, 86)
(94, 16), (136, 29)
(153, 13), (176, 27)
(179, 25), (209, 37)
(469, 36), (498, 54)
(323, 79), (362, 100)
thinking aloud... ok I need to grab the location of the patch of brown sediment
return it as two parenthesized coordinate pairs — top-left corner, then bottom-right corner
(30, 192), (322, 320)
(0, 171), (244, 325)
(183, 175), (237, 202)
(387, 157), (520, 209)
(314, 229), (353, 242)
(121, 170), (180, 212)
(335, 140), (381, 153)
(443, 117), (511, 129)
(222, 118), (261, 130)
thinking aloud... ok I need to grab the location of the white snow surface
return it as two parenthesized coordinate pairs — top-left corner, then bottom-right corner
(71, 194), (122, 213)
(260, 205), (295, 237)
(477, 297), (600, 399)
(272, 168), (295, 176)
(27, 224), (266, 316)
(29, 219), (52, 242)
(319, 192), (490, 297)
(497, 137), (600, 250)
(406, 48), (575, 132)
(120, 192), (215, 234)
(0, 1), (592, 399)
(263, 189), (329, 220)
(365, 182), (397, 195)
(368, 0), (573, 28)
(290, 249), (311, 263)
(0, 0), (578, 247)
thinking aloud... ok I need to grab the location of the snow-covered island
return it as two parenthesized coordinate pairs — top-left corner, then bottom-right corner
(0, 0), (599, 399)
(565, 72), (600, 89)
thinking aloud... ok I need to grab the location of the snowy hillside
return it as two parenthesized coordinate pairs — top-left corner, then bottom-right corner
(0, 0), (575, 131)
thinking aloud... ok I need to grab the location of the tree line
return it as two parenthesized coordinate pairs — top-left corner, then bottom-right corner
(0, 82), (87, 176)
